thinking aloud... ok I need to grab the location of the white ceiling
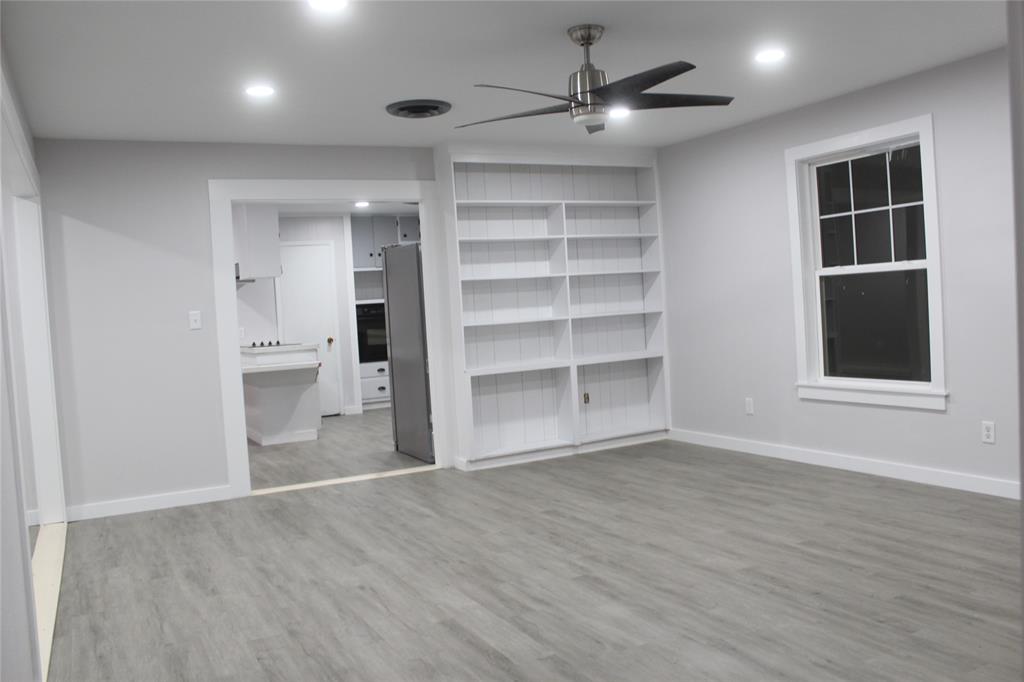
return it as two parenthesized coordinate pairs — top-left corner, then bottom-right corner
(1, 1), (1007, 148)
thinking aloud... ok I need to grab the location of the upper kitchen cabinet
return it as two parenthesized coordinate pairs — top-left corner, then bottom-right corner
(233, 204), (282, 280)
(352, 216), (376, 269)
(399, 215), (420, 243)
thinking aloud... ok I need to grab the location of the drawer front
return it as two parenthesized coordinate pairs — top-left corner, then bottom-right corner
(361, 376), (391, 401)
(360, 361), (389, 379)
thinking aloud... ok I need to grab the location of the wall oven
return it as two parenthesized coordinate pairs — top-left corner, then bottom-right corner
(356, 303), (387, 364)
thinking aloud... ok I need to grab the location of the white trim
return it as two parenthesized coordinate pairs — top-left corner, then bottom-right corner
(250, 464), (439, 496)
(65, 483), (236, 522)
(11, 198), (67, 524)
(209, 179), (453, 504)
(31, 522), (66, 682)
(796, 380), (947, 410)
(1, 63), (40, 196)
(456, 430), (668, 471)
(668, 428), (1019, 499)
(24, 508), (39, 526)
(784, 115), (946, 410)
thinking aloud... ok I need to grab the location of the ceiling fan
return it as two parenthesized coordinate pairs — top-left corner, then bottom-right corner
(456, 24), (734, 134)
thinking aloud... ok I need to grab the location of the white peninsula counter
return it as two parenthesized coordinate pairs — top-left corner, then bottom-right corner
(240, 344), (321, 446)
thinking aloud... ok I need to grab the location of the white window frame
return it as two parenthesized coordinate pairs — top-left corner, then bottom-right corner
(784, 115), (947, 411)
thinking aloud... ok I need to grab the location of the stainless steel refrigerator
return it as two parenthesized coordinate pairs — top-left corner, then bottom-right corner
(382, 243), (434, 463)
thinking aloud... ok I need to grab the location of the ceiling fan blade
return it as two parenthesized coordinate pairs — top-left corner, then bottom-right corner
(455, 103), (570, 129)
(627, 93), (734, 110)
(590, 61), (696, 102)
(475, 84), (581, 104)
(585, 124), (605, 135)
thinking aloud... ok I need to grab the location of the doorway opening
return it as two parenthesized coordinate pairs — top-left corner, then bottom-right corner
(231, 200), (436, 492)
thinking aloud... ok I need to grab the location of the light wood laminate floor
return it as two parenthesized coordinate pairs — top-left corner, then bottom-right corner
(51, 440), (1020, 681)
(248, 408), (423, 489)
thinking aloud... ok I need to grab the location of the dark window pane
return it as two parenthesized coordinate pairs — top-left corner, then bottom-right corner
(892, 205), (926, 261)
(820, 215), (854, 267)
(820, 269), (930, 381)
(851, 153), (889, 210)
(816, 161), (851, 215)
(854, 210), (892, 264)
(889, 145), (923, 204)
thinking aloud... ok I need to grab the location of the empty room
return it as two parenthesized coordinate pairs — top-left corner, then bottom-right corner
(2, 1), (1022, 680)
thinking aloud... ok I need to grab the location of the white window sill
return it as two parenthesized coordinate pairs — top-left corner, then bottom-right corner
(797, 380), (948, 411)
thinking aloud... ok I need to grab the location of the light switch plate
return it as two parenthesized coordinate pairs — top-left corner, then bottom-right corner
(188, 310), (202, 330)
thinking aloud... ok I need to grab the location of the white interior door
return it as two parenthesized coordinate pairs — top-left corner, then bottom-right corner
(277, 242), (342, 416)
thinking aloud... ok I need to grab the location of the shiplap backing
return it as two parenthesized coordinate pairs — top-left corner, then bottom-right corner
(579, 359), (659, 439)
(572, 314), (650, 358)
(460, 241), (564, 279)
(471, 369), (569, 453)
(569, 273), (654, 315)
(454, 164), (642, 202)
(457, 206), (558, 239)
(462, 277), (566, 326)
(565, 206), (645, 235)
(464, 320), (565, 370)
(568, 238), (645, 274)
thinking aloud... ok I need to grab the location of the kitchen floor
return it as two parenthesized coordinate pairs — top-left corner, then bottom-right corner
(247, 408), (425, 490)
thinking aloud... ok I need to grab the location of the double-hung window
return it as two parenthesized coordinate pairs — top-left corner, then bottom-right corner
(785, 116), (947, 410)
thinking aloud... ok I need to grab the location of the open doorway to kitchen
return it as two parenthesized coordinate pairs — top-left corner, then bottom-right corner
(236, 201), (434, 492)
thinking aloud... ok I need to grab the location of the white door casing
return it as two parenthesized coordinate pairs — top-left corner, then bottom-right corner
(276, 241), (343, 416)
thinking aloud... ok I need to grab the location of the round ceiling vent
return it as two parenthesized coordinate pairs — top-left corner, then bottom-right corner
(386, 99), (452, 119)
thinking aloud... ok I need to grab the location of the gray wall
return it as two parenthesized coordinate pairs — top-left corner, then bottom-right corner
(35, 140), (433, 512)
(657, 50), (1019, 486)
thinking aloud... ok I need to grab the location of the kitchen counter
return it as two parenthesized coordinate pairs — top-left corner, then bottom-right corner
(240, 344), (321, 446)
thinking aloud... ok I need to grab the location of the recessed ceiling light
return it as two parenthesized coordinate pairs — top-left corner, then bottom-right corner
(354, 201), (370, 208)
(308, 0), (347, 13)
(754, 48), (786, 65)
(608, 106), (631, 119)
(245, 83), (276, 98)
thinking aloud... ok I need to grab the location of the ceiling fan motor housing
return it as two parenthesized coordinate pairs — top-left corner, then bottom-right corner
(567, 24), (608, 126)
(569, 64), (608, 125)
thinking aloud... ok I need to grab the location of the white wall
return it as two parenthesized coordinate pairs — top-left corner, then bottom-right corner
(236, 278), (277, 347)
(35, 140), (433, 517)
(658, 49), (1019, 496)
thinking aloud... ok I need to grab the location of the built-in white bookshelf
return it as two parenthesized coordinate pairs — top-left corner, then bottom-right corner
(452, 160), (667, 460)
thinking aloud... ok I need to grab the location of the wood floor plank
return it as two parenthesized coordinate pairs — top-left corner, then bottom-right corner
(50, 440), (1021, 681)
(248, 408), (423, 489)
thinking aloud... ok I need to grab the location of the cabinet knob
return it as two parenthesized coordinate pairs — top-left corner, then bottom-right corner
(377, 367), (386, 374)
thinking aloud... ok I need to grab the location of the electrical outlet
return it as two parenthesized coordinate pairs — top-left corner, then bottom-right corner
(981, 420), (996, 444)
(188, 310), (202, 331)
(744, 397), (754, 415)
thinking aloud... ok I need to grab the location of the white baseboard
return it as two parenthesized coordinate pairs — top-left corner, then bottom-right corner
(456, 431), (668, 472)
(66, 483), (240, 521)
(361, 401), (391, 411)
(247, 427), (318, 446)
(668, 428), (1020, 500)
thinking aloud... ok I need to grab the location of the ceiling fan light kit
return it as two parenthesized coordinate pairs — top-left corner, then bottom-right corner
(457, 23), (734, 135)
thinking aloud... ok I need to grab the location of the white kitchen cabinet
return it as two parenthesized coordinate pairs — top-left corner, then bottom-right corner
(351, 216), (376, 269)
(233, 204), (281, 280)
(398, 215), (420, 243)
(372, 216), (398, 268)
